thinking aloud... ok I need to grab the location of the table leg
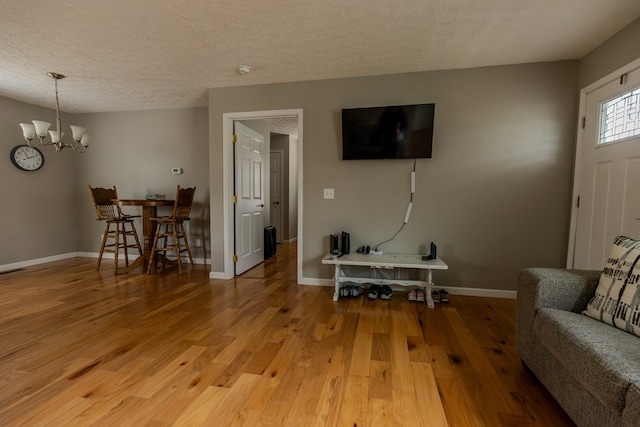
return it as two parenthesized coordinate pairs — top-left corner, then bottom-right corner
(141, 205), (158, 268)
(113, 206), (157, 274)
(425, 269), (435, 309)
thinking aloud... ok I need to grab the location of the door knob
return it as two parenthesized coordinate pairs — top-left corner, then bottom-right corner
(258, 204), (264, 208)
(273, 201), (280, 205)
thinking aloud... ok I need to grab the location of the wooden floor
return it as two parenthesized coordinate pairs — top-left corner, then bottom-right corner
(0, 243), (575, 426)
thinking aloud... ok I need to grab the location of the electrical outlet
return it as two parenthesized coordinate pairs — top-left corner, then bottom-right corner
(171, 167), (182, 175)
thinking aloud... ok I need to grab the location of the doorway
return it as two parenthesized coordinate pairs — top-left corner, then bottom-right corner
(567, 58), (640, 268)
(221, 109), (303, 282)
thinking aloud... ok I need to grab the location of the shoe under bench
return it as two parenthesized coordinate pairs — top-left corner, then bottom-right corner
(321, 252), (448, 308)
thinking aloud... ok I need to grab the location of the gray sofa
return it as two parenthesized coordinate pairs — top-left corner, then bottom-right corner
(516, 268), (640, 427)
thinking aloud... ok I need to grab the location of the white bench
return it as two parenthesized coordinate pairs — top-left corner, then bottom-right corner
(322, 252), (448, 308)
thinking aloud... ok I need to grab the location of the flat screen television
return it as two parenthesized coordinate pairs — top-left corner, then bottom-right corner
(341, 103), (435, 160)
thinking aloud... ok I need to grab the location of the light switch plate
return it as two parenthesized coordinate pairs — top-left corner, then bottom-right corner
(323, 188), (334, 199)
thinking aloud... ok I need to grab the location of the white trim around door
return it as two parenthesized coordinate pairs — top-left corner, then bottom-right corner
(567, 57), (640, 268)
(212, 109), (304, 285)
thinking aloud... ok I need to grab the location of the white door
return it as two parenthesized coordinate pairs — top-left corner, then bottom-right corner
(572, 67), (640, 270)
(270, 150), (284, 244)
(234, 122), (265, 274)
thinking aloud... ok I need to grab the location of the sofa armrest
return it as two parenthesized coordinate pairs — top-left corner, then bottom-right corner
(519, 268), (601, 313)
(624, 383), (640, 427)
(515, 268), (600, 361)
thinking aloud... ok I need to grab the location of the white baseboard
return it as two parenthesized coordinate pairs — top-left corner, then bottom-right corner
(209, 271), (233, 280)
(0, 253), (79, 273)
(0, 252), (209, 270)
(282, 237), (298, 244)
(441, 285), (516, 299)
(79, 251), (208, 264)
(299, 277), (334, 286)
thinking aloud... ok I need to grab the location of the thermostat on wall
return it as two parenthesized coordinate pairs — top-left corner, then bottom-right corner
(171, 167), (182, 175)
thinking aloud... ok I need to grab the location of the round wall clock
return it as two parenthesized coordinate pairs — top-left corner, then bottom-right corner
(10, 144), (45, 171)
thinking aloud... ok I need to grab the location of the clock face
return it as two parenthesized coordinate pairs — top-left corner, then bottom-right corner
(10, 145), (44, 171)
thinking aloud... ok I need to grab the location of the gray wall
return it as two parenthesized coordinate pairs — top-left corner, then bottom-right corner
(580, 17), (640, 88)
(1, 96), (78, 264)
(209, 61), (580, 290)
(75, 107), (210, 260)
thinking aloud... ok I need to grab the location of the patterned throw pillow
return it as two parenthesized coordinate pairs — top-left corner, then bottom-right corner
(583, 236), (640, 337)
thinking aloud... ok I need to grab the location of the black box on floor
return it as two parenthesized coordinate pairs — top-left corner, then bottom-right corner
(264, 226), (277, 259)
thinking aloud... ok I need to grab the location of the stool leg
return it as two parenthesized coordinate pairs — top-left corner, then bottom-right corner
(113, 224), (120, 274)
(172, 223), (183, 274)
(122, 222), (130, 266)
(179, 223), (195, 268)
(130, 222), (143, 259)
(161, 223), (169, 271)
(147, 222), (161, 275)
(97, 223), (110, 271)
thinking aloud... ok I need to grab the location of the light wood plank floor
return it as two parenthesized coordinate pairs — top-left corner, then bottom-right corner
(0, 243), (574, 426)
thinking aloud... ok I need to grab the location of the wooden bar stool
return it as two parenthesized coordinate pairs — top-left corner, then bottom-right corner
(147, 186), (196, 274)
(88, 185), (143, 273)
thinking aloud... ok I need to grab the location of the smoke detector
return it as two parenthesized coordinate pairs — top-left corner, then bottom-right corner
(237, 65), (252, 75)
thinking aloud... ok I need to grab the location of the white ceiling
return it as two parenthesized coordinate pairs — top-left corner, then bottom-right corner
(2, 1), (640, 114)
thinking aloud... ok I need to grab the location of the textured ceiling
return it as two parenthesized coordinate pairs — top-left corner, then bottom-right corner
(1, 1), (640, 114)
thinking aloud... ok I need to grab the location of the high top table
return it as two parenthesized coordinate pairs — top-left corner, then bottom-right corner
(322, 252), (448, 308)
(113, 199), (174, 273)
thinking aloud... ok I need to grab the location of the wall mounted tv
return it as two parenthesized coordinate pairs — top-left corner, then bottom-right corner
(341, 103), (435, 160)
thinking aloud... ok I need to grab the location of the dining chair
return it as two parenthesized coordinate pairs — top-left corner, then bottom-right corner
(147, 186), (196, 274)
(88, 185), (143, 273)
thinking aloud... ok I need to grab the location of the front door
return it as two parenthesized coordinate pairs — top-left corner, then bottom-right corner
(234, 122), (265, 274)
(572, 66), (640, 269)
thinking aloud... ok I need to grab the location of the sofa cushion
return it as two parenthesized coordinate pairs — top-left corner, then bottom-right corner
(534, 307), (640, 413)
(583, 235), (640, 337)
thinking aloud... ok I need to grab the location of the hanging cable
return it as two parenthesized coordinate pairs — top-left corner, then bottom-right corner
(373, 159), (417, 251)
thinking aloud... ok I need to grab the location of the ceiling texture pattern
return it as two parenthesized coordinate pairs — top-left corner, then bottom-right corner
(1, 0), (640, 113)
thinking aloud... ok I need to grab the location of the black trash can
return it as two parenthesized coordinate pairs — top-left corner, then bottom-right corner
(264, 226), (277, 258)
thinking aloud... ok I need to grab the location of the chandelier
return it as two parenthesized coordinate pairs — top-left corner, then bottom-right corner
(19, 72), (89, 153)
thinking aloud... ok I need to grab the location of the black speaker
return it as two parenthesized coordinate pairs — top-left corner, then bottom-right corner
(422, 241), (437, 261)
(330, 234), (339, 255)
(341, 231), (350, 254)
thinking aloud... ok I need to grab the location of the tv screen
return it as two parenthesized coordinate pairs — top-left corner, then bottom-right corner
(341, 103), (435, 160)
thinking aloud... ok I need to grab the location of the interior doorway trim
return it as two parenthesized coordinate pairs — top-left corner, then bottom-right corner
(219, 109), (303, 283)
